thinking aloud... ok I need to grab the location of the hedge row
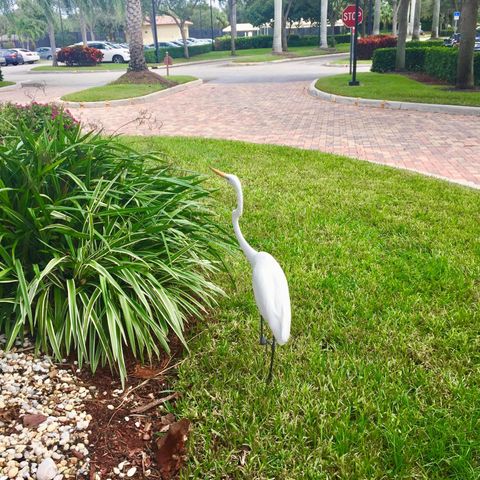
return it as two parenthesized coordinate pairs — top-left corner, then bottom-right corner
(372, 46), (480, 85)
(144, 43), (211, 62)
(213, 33), (351, 51)
(357, 36), (444, 60)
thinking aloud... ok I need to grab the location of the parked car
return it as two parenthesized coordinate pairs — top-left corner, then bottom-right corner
(186, 37), (213, 45)
(36, 46), (60, 60)
(10, 48), (40, 64)
(145, 41), (181, 49)
(0, 49), (24, 65)
(73, 41), (130, 63)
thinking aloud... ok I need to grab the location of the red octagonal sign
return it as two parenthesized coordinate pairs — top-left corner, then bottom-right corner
(342, 5), (364, 28)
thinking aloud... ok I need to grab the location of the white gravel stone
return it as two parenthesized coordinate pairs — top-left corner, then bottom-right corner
(36, 458), (57, 480)
(0, 337), (92, 479)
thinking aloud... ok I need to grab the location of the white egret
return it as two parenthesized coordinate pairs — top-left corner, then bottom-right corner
(211, 168), (291, 383)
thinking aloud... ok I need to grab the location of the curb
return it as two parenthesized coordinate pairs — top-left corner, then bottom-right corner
(29, 52), (353, 74)
(308, 80), (480, 116)
(0, 82), (18, 92)
(57, 79), (203, 108)
(230, 51), (350, 66)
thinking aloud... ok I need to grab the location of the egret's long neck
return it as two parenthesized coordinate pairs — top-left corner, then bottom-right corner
(231, 180), (257, 264)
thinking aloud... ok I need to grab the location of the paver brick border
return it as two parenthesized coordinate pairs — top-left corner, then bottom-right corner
(57, 79), (203, 108)
(309, 79), (480, 116)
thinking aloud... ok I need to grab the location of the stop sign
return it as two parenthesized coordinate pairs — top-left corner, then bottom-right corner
(342, 5), (364, 28)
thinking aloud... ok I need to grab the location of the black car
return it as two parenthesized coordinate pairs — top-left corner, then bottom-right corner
(0, 49), (24, 65)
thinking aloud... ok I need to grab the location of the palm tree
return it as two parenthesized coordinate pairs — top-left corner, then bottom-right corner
(456, 0), (479, 89)
(36, 0), (59, 66)
(373, 0), (381, 35)
(272, 0), (282, 53)
(430, 0), (440, 39)
(229, 0), (236, 55)
(319, 0), (328, 49)
(126, 0), (148, 71)
(395, 0), (409, 70)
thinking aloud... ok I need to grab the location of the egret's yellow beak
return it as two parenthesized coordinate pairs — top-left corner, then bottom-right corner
(210, 167), (227, 178)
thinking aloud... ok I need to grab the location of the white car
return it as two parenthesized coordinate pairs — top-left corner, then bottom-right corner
(73, 41), (130, 63)
(11, 48), (40, 64)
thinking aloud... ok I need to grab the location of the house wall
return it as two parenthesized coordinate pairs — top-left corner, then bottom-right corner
(142, 24), (190, 44)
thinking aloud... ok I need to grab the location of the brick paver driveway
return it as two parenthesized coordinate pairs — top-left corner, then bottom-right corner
(2, 59), (480, 188)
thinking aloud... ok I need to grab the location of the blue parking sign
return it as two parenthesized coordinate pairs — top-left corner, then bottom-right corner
(454, 11), (460, 20)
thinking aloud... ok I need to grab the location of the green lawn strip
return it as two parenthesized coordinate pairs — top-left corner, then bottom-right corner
(32, 63), (131, 72)
(0, 81), (14, 88)
(230, 45), (351, 63)
(33, 45), (351, 71)
(124, 136), (480, 479)
(61, 75), (196, 102)
(316, 72), (480, 106)
(329, 57), (371, 65)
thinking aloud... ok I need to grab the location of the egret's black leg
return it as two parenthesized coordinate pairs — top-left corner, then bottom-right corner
(266, 338), (276, 384)
(259, 316), (267, 345)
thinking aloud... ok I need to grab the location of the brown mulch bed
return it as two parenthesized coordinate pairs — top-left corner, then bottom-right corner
(112, 70), (177, 87)
(64, 337), (190, 480)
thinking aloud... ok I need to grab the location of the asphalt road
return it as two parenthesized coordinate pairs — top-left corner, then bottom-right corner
(0, 53), (362, 100)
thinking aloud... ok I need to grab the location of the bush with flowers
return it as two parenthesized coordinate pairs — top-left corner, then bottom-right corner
(0, 102), (78, 140)
(357, 35), (398, 60)
(57, 45), (103, 66)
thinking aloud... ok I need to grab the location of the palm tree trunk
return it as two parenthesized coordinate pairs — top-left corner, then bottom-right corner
(319, 0), (328, 48)
(90, 28), (95, 41)
(79, 6), (88, 45)
(230, 0), (236, 55)
(373, 0), (381, 35)
(456, 0), (479, 89)
(273, 0), (282, 53)
(47, 20), (58, 67)
(281, 0), (293, 52)
(126, 0), (147, 72)
(395, 0), (409, 70)
(407, 0), (415, 36)
(412, 0), (421, 40)
(431, 0), (440, 38)
(392, 0), (398, 35)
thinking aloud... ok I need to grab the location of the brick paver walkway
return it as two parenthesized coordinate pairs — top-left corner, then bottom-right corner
(70, 81), (480, 189)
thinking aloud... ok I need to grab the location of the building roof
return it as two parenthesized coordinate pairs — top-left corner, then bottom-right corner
(222, 23), (260, 33)
(145, 15), (193, 26)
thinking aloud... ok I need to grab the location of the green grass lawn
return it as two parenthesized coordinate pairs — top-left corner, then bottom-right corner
(61, 75), (196, 102)
(316, 72), (480, 106)
(329, 57), (372, 65)
(32, 45), (350, 72)
(32, 62), (132, 72)
(0, 81), (14, 88)
(124, 136), (480, 479)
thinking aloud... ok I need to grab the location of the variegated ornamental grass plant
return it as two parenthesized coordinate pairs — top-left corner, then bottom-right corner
(0, 109), (232, 384)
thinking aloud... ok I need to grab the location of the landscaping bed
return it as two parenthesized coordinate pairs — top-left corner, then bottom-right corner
(315, 72), (480, 106)
(61, 75), (197, 102)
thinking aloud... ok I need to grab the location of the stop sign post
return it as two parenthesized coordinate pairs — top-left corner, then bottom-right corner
(342, 3), (363, 86)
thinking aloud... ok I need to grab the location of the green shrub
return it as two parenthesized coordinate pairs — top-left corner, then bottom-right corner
(424, 47), (458, 84)
(371, 47), (396, 72)
(406, 40), (444, 48)
(327, 34), (351, 46)
(440, 29), (454, 37)
(0, 110), (232, 384)
(144, 43), (211, 62)
(213, 33), (351, 51)
(0, 102), (77, 139)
